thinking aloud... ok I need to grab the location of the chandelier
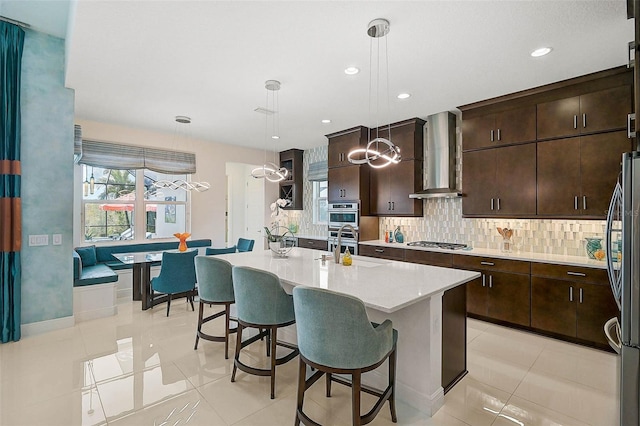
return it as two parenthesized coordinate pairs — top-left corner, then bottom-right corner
(347, 18), (401, 169)
(153, 116), (210, 192)
(251, 80), (288, 182)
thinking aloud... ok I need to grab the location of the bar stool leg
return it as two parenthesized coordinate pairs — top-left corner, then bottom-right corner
(352, 371), (362, 426)
(270, 327), (277, 399)
(231, 323), (244, 383)
(389, 349), (397, 422)
(194, 301), (204, 349)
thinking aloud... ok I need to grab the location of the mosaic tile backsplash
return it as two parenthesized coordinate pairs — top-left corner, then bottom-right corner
(292, 144), (605, 257)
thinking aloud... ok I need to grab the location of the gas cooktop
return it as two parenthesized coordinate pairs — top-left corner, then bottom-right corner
(406, 241), (468, 250)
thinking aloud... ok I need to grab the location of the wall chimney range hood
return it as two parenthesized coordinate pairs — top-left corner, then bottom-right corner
(409, 111), (461, 199)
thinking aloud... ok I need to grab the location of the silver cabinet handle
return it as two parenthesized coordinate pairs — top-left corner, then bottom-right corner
(480, 261), (495, 266)
(567, 271), (586, 277)
(573, 115), (578, 129)
(307, 241), (314, 245)
(583, 196), (587, 210)
(488, 275), (493, 288)
(491, 198), (494, 210)
(490, 129), (495, 142)
(388, 201), (391, 210)
(569, 286), (574, 302)
(583, 113), (586, 128)
(391, 201), (395, 210)
(375, 248), (384, 253)
(496, 198), (500, 210)
(497, 128), (501, 141)
(482, 274), (486, 287)
(628, 113), (636, 138)
(579, 288), (584, 304)
(574, 196), (578, 210)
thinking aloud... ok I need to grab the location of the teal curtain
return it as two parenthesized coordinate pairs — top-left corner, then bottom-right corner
(0, 21), (24, 343)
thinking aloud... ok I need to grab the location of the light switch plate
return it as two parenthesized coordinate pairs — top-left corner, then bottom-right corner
(28, 234), (49, 246)
(52, 234), (62, 245)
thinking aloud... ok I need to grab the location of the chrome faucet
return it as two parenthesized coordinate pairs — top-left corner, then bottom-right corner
(334, 224), (358, 263)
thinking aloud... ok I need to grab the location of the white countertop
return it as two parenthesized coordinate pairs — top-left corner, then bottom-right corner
(359, 240), (608, 269)
(216, 248), (480, 314)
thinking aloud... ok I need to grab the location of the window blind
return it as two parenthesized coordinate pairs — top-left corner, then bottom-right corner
(77, 139), (196, 174)
(307, 160), (327, 181)
(73, 125), (82, 163)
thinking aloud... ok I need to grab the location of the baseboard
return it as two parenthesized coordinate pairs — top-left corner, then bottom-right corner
(21, 315), (75, 337)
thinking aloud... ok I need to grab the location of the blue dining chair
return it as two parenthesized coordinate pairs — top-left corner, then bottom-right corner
(150, 250), (198, 316)
(194, 256), (237, 358)
(292, 286), (398, 425)
(231, 265), (298, 399)
(237, 238), (255, 252)
(206, 246), (237, 255)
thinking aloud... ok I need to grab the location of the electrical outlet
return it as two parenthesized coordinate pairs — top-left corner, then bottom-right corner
(52, 234), (62, 245)
(28, 234), (49, 246)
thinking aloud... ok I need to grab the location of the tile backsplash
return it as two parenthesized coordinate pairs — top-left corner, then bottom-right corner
(292, 145), (604, 257)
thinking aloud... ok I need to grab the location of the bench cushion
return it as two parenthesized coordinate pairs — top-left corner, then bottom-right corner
(74, 264), (118, 287)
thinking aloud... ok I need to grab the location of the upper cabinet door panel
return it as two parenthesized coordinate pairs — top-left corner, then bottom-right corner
(580, 131), (630, 217)
(462, 115), (495, 151)
(327, 128), (365, 168)
(462, 149), (496, 216)
(495, 143), (537, 215)
(579, 85), (631, 134)
(537, 96), (580, 140)
(495, 105), (537, 146)
(381, 119), (425, 160)
(537, 138), (581, 216)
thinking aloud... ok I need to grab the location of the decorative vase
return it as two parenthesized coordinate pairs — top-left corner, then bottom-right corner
(265, 226), (294, 258)
(585, 237), (603, 259)
(174, 232), (191, 252)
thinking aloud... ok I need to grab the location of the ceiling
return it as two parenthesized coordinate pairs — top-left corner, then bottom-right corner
(0, 1), (634, 151)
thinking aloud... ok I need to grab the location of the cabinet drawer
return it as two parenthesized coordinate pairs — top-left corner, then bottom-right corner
(404, 250), (452, 268)
(453, 255), (530, 274)
(297, 238), (328, 251)
(358, 244), (405, 261)
(531, 262), (608, 285)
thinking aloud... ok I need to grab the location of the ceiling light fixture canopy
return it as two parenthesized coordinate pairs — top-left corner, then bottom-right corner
(251, 80), (289, 182)
(153, 116), (210, 192)
(347, 18), (401, 169)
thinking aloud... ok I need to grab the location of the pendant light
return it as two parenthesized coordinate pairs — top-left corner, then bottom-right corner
(83, 166), (90, 197)
(153, 116), (211, 192)
(251, 80), (288, 182)
(89, 167), (95, 194)
(347, 18), (401, 169)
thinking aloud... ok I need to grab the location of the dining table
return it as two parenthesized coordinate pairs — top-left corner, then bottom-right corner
(112, 249), (200, 310)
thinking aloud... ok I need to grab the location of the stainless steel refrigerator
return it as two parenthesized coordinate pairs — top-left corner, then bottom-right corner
(606, 150), (640, 425)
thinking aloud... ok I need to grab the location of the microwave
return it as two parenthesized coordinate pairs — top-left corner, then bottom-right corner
(328, 202), (359, 229)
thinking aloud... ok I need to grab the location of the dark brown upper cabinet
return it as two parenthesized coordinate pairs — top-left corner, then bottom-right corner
(462, 143), (537, 217)
(279, 149), (303, 210)
(375, 118), (425, 160)
(537, 131), (630, 218)
(327, 126), (368, 168)
(462, 105), (536, 151)
(537, 85), (631, 140)
(370, 160), (423, 216)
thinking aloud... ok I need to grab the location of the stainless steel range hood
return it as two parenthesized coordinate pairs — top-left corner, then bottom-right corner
(409, 111), (461, 199)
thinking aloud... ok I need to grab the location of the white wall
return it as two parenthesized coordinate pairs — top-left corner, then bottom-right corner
(74, 119), (277, 247)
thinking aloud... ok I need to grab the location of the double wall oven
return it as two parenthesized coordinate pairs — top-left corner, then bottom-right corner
(327, 202), (359, 255)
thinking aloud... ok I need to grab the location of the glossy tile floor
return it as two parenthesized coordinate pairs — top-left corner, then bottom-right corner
(0, 300), (619, 425)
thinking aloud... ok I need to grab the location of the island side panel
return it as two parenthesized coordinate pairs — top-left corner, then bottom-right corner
(365, 292), (445, 416)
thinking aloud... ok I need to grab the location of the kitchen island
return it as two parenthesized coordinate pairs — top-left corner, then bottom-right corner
(217, 247), (480, 415)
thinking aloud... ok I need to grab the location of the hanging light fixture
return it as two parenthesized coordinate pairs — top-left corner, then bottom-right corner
(89, 166), (95, 194)
(251, 79), (288, 182)
(83, 166), (90, 197)
(153, 116), (211, 192)
(347, 18), (401, 169)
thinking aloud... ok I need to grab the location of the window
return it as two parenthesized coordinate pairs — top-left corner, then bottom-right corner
(313, 180), (328, 225)
(81, 165), (188, 242)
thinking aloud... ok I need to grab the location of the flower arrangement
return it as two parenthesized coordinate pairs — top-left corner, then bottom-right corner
(266, 198), (291, 243)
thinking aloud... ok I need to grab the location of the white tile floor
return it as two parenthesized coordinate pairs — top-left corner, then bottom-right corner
(0, 300), (619, 425)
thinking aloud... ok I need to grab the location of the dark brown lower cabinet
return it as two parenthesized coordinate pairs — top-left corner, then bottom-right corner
(531, 277), (619, 347)
(465, 271), (530, 327)
(297, 238), (328, 251)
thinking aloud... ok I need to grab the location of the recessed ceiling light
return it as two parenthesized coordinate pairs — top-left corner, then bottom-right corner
(344, 67), (360, 75)
(531, 47), (552, 57)
(271, 135), (279, 139)
(322, 119), (331, 124)
(397, 93), (411, 99)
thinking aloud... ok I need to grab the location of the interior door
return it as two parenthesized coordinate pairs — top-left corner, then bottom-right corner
(245, 165), (265, 242)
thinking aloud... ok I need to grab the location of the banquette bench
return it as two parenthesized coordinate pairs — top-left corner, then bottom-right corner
(73, 239), (213, 287)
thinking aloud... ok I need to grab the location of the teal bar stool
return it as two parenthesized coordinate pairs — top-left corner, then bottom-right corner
(205, 246), (237, 255)
(193, 256), (237, 359)
(231, 265), (299, 399)
(150, 250), (198, 316)
(292, 286), (398, 426)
